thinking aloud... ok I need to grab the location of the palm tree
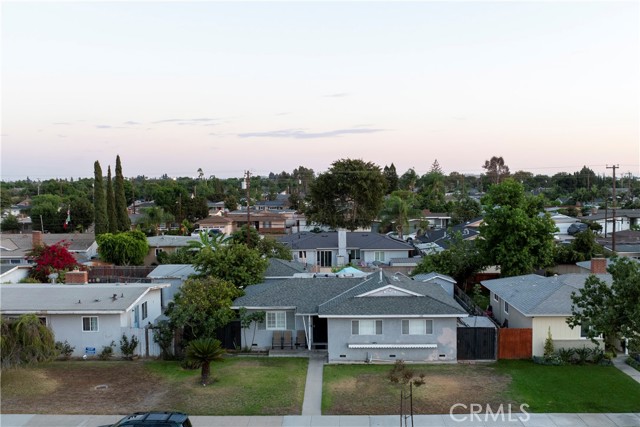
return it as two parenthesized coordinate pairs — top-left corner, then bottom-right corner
(140, 206), (174, 236)
(379, 191), (421, 239)
(185, 338), (225, 385)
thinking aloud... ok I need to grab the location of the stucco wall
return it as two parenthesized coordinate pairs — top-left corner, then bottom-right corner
(488, 292), (532, 329)
(326, 317), (458, 363)
(240, 309), (301, 350)
(48, 313), (125, 357)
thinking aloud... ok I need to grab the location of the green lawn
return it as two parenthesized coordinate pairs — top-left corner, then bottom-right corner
(495, 360), (640, 413)
(146, 356), (309, 415)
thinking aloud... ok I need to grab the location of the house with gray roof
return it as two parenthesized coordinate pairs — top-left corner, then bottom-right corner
(481, 268), (611, 356)
(278, 230), (415, 271)
(232, 271), (467, 363)
(145, 235), (197, 266)
(0, 283), (168, 358)
(0, 231), (97, 265)
(147, 264), (198, 307)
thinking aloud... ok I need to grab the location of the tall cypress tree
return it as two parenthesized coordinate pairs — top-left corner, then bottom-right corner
(114, 155), (131, 231)
(106, 166), (118, 234)
(93, 161), (109, 236)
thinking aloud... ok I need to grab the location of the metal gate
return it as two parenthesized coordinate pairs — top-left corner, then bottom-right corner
(457, 327), (497, 360)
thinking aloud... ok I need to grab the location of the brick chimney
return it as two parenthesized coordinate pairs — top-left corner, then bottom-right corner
(65, 270), (88, 284)
(590, 257), (607, 274)
(32, 231), (43, 248)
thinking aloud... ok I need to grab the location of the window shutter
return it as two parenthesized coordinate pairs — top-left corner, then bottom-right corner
(376, 320), (382, 335)
(351, 320), (358, 335)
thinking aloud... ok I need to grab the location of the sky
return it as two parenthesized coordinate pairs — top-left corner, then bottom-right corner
(1, 1), (639, 181)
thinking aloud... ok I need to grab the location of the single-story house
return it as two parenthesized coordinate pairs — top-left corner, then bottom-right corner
(0, 231), (98, 265)
(414, 223), (480, 255)
(145, 235), (197, 266)
(193, 215), (235, 236)
(278, 230), (415, 271)
(412, 272), (456, 297)
(147, 264), (198, 307)
(481, 259), (611, 356)
(597, 230), (640, 259)
(0, 283), (169, 358)
(0, 265), (31, 283)
(233, 271), (468, 363)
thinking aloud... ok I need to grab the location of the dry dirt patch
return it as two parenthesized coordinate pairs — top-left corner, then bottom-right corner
(1, 361), (170, 415)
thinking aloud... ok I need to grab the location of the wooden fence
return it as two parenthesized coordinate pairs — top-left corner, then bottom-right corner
(498, 328), (532, 359)
(88, 266), (155, 283)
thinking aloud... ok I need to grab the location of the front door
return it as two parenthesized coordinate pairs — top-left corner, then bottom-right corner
(312, 316), (328, 349)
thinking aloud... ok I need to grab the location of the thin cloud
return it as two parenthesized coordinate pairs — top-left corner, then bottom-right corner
(238, 127), (385, 139)
(124, 121), (141, 125)
(96, 125), (112, 129)
(152, 118), (215, 124)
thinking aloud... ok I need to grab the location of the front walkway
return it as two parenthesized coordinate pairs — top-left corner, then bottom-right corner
(612, 353), (640, 384)
(301, 351), (327, 415)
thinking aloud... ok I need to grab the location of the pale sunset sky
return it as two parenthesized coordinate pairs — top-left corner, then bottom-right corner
(1, 1), (639, 181)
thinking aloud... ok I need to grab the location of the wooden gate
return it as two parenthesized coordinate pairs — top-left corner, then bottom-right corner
(457, 327), (497, 360)
(498, 328), (532, 359)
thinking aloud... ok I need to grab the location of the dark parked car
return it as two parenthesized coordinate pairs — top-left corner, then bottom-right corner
(567, 222), (589, 235)
(100, 412), (192, 427)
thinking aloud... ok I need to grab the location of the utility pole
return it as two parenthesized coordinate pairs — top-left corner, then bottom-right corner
(243, 170), (251, 246)
(607, 164), (619, 253)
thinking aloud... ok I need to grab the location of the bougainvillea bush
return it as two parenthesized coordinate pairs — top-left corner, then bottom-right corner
(28, 241), (80, 283)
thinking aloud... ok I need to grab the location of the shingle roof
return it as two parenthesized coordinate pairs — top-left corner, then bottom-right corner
(0, 283), (169, 314)
(278, 232), (413, 251)
(147, 235), (196, 247)
(264, 258), (307, 277)
(413, 272), (456, 283)
(481, 273), (613, 316)
(147, 264), (197, 279)
(233, 272), (466, 317)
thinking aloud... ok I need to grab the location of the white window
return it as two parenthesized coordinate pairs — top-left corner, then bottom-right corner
(82, 316), (98, 332)
(298, 251), (307, 262)
(374, 252), (385, 262)
(351, 319), (382, 335)
(402, 319), (433, 335)
(266, 311), (286, 330)
(504, 302), (509, 314)
(141, 302), (148, 320)
(317, 250), (332, 267)
(493, 293), (499, 302)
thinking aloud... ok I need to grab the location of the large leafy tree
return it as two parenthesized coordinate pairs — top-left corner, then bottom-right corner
(94, 161), (109, 236)
(450, 195), (481, 225)
(27, 241), (80, 282)
(554, 230), (604, 264)
(69, 196), (94, 232)
(106, 166), (117, 234)
(568, 257), (640, 349)
(1, 214), (21, 232)
(411, 232), (484, 287)
(231, 225), (291, 260)
(306, 158), (386, 231)
(482, 156), (510, 185)
(139, 206), (174, 236)
(30, 194), (63, 233)
(478, 179), (556, 277)
(114, 155), (131, 232)
(166, 276), (243, 339)
(96, 230), (149, 265)
(193, 243), (268, 288)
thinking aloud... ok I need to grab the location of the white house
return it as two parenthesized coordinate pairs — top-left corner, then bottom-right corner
(0, 283), (169, 358)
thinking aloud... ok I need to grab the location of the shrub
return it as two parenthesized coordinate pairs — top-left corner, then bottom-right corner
(55, 340), (75, 360)
(120, 334), (139, 360)
(557, 347), (575, 364)
(99, 341), (116, 360)
(626, 357), (640, 372)
(543, 327), (555, 359)
(574, 346), (591, 364)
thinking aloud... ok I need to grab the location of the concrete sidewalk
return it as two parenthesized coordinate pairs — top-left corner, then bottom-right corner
(2, 413), (640, 427)
(301, 352), (326, 415)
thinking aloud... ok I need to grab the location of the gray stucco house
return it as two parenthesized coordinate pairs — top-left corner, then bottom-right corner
(277, 230), (416, 270)
(0, 283), (168, 358)
(232, 271), (467, 363)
